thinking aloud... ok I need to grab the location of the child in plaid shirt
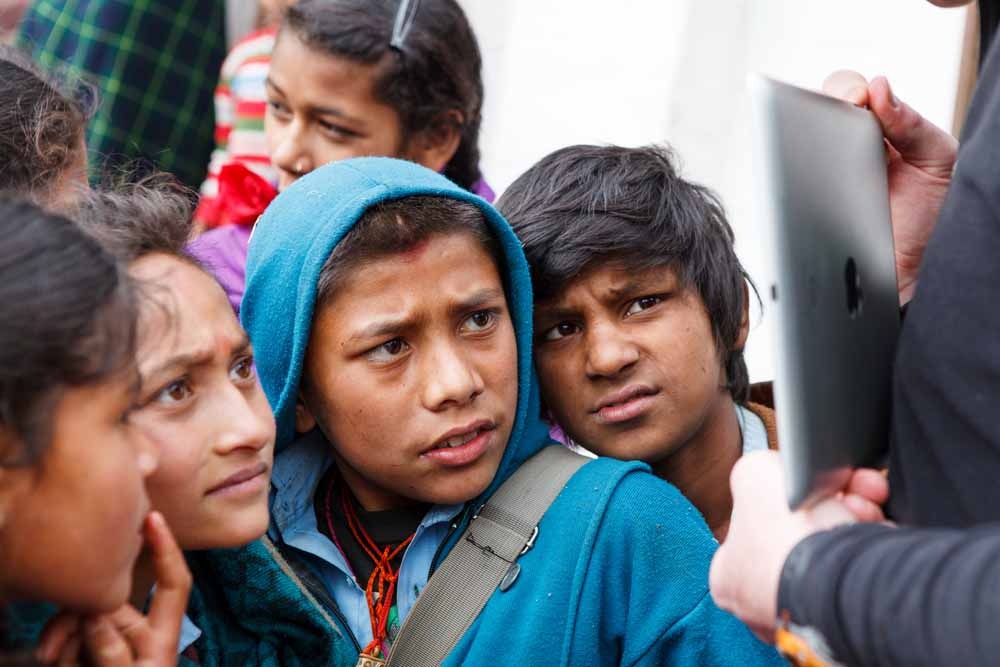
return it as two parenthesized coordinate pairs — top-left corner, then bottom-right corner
(17, 0), (226, 189)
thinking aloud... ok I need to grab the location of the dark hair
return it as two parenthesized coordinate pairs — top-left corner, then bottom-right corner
(0, 45), (96, 203)
(0, 198), (137, 464)
(497, 144), (757, 402)
(315, 195), (501, 308)
(72, 175), (202, 356)
(74, 173), (197, 264)
(284, 0), (484, 190)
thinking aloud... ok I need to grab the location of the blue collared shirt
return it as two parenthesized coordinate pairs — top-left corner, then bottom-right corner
(737, 404), (769, 455)
(178, 614), (202, 654)
(144, 585), (200, 656)
(268, 429), (463, 648)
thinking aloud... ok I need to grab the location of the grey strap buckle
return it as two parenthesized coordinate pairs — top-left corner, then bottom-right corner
(501, 525), (538, 591)
(520, 525), (538, 555)
(466, 505), (539, 591)
(467, 505), (539, 557)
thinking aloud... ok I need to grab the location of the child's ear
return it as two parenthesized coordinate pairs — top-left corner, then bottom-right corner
(733, 281), (751, 351)
(408, 110), (464, 174)
(295, 392), (317, 434)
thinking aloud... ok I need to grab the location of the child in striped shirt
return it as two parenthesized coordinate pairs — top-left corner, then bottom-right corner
(194, 19), (282, 229)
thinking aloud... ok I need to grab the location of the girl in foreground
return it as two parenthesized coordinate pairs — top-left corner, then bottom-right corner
(0, 199), (189, 666)
(16, 179), (277, 665)
(79, 181), (277, 662)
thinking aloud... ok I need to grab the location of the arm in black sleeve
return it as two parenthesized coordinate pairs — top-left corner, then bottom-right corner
(778, 523), (1000, 666)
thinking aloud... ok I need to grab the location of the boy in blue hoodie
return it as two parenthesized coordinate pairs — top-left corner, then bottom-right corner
(204, 157), (783, 665)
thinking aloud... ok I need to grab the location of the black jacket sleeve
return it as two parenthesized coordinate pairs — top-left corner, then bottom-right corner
(778, 523), (1000, 666)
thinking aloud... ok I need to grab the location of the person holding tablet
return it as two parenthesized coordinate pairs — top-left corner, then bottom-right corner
(712, 1), (1000, 665)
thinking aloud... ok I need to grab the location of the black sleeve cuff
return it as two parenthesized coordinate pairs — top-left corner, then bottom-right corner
(776, 523), (895, 664)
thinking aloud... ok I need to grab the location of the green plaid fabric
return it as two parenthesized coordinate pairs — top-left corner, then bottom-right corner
(16, 0), (226, 188)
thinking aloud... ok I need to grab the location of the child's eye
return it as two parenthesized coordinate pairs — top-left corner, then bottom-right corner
(119, 406), (135, 425)
(318, 119), (360, 140)
(155, 379), (193, 406)
(542, 322), (580, 342)
(625, 296), (663, 316)
(230, 356), (256, 383)
(461, 310), (497, 333)
(367, 338), (409, 363)
(266, 99), (290, 119)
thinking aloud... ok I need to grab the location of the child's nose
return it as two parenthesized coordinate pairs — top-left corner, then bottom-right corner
(584, 326), (640, 379)
(422, 344), (485, 410)
(134, 429), (161, 478)
(272, 128), (313, 176)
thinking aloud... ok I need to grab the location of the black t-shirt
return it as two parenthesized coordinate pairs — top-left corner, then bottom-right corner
(314, 467), (428, 587)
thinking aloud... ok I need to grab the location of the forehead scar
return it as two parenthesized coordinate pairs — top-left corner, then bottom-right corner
(397, 238), (430, 262)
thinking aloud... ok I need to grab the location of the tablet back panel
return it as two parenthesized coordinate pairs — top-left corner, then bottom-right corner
(750, 75), (900, 508)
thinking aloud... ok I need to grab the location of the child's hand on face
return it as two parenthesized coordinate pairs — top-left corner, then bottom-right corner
(35, 512), (192, 666)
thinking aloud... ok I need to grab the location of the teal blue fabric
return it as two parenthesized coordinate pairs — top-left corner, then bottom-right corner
(446, 459), (783, 666)
(181, 540), (361, 666)
(215, 157), (784, 665)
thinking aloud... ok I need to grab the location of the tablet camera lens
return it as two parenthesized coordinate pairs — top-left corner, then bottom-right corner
(845, 257), (864, 318)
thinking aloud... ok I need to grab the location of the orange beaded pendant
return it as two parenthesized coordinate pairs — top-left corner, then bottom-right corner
(355, 653), (387, 667)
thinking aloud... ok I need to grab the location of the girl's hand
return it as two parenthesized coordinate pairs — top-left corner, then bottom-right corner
(822, 70), (958, 306)
(35, 511), (191, 666)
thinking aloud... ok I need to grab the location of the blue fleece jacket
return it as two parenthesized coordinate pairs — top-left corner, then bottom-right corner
(232, 157), (783, 666)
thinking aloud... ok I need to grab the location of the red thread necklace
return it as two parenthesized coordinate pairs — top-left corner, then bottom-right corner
(325, 476), (415, 663)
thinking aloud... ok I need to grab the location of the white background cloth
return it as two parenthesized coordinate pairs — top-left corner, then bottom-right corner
(460, 0), (967, 383)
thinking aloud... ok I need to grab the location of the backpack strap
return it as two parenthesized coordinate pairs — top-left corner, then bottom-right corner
(385, 445), (589, 667)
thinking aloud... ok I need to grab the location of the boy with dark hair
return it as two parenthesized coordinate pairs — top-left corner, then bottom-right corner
(498, 143), (773, 541)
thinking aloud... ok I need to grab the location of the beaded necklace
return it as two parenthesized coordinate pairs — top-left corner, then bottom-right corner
(324, 476), (415, 666)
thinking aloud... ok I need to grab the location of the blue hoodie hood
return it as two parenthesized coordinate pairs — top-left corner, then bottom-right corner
(241, 157), (550, 498)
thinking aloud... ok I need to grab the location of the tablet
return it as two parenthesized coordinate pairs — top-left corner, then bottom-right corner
(749, 75), (900, 509)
